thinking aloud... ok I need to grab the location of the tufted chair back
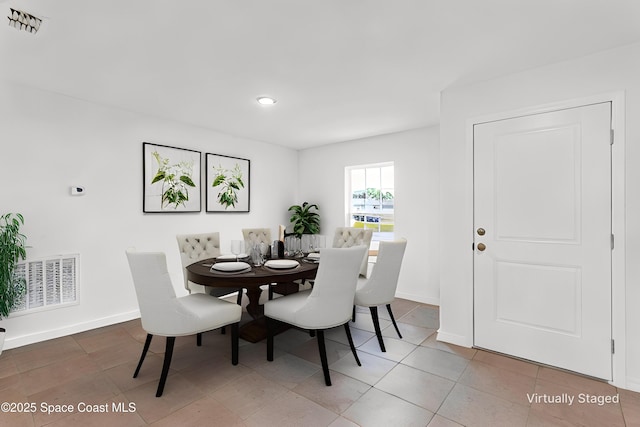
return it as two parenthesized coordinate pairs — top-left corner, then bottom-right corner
(176, 233), (221, 293)
(242, 228), (272, 248)
(332, 227), (373, 277)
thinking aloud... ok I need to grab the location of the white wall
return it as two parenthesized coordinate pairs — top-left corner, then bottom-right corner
(298, 127), (440, 304)
(439, 41), (640, 390)
(0, 80), (299, 349)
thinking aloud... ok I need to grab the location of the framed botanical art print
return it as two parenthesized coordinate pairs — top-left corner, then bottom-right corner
(143, 142), (201, 213)
(206, 153), (250, 212)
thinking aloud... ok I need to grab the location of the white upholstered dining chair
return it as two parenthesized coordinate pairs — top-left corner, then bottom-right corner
(265, 245), (368, 386)
(332, 227), (373, 277)
(242, 228), (272, 247)
(126, 249), (242, 397)
(353, 238), (407, 352)
(176, 232), (243, 305)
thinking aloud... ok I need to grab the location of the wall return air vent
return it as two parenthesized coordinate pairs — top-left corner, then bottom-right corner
(7, 8), (41, 34)
(11, 254), (79, 316)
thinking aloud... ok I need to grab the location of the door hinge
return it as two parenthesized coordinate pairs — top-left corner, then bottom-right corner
(612, 339), (615, 354)
(472, 242), (475, 251)
(610, 129), (614, 145)
(611, 234), (615, 250)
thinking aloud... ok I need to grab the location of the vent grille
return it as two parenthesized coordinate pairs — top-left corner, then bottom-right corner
(12, 255), (79, 315)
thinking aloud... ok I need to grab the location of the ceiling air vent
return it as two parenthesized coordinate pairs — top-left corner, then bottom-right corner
(7, 8), (41, 34)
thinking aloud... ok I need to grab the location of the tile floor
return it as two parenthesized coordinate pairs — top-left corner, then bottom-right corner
(1, 299), (639, 426)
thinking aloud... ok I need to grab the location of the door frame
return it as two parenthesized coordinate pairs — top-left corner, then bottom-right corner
(466, 91), (626, 387)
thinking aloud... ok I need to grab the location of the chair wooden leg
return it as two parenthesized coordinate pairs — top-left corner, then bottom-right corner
(231, 322), (239, 365)
(236, 289), (243, 305)
(386, 304), (402, 339)
(197, 332), (202, 346)
(369, 306), (386, 352)
(266, 317), (275, 361)
(343, 323), (361, 366)
(352, 305), (356, 322)
(156, 336), (175, 397)
(133, 333), (153, 378)
(316, 329), (331, 386)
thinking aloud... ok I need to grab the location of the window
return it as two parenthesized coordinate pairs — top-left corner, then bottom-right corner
(346, 162), (394, 242)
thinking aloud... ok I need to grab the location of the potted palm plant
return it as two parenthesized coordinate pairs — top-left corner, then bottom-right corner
(0, 213), (28, 354)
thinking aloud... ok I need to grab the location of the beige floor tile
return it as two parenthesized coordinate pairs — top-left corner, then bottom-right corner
(438, 383), (529, 427)
(293, 371), (370, 414)
(0, 353), (18, 380)
(427, 414), (465, 427)
(103, 353), (165, 392)
(472, 350), (539, 378)
(75, 327), (139, 354)
(289, 334), (354, 366)
(619, 387), (640, 426)
(0, 387), (34, 427)
(179, 355), (251, 393)
(11, 337), (85, 373)
(457, 359), (537, 405)
(211, 371), (289, 420)
(21, 354), (101, 396)
(87, 340), (145, 371)
(529, 379), (625, 427)
(349, 311), (392, 333)
(358, 335), (418, 363)
(398, 305), (440, 329)
(402, 346), (470, 381)
(123, 373), (205, 424)
(148, 395), (244, 427)
(330, 351), (396, 386)
(328, 416), (360, 427)
(342, 387), (434, 427)
(6, 303), (637, 427)
(28, 372), (120, 426)
(537, 366), (617, 395)
(383, 322), (436, 346)
(325, 325), (375, 348)
(243, 390), (338, 427)
(379, 299), (424, 321)
(252, 353), (320, 389)
(420, 334), (477, 360)
(375, 363), (455, 412)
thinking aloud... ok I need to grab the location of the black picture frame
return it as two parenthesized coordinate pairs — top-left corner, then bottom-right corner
(143, 142), (201, 213)
(206, 153), (250, 212)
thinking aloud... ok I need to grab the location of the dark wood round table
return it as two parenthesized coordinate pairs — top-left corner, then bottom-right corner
(186, 258), (319, 342)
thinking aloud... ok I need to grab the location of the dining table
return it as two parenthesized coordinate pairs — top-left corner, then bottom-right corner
(186, 257), (319, 342)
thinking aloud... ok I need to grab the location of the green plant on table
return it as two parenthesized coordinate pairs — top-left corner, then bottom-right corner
(288, 202), (320, 238)
(212, 163), (245, 209)
(0, 213), (27, 319)
(151, 151), (196, 209)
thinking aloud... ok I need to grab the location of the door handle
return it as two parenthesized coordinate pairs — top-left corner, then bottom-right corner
(477, 243), (486, 252)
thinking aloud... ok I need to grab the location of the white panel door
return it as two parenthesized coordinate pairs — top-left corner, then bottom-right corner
(473, 102), (612, 380)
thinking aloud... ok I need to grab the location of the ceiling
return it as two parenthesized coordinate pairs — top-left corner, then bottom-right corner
(2, 1), (640, 150)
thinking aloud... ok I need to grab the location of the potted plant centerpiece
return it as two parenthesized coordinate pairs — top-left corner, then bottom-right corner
(0, 213), (28, 355)
(287, 202), (320, 253)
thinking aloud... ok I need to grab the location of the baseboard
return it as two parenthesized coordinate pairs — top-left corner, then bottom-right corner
(436, 329), (473, 348)
(625, 377), (640, 393)
(4, 310), (141, 350)
(395, 291), (439, 306)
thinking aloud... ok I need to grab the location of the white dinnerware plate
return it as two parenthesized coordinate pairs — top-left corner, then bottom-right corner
(264, 259), (299, 269)
(307, 252), (320, 260)
(211, 261), (251, 273)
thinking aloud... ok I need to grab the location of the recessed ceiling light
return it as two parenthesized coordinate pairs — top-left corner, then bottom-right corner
(257, 96), (277, 105)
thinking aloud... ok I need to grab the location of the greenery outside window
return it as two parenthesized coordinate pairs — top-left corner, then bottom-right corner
(346, 162), (394, 241)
